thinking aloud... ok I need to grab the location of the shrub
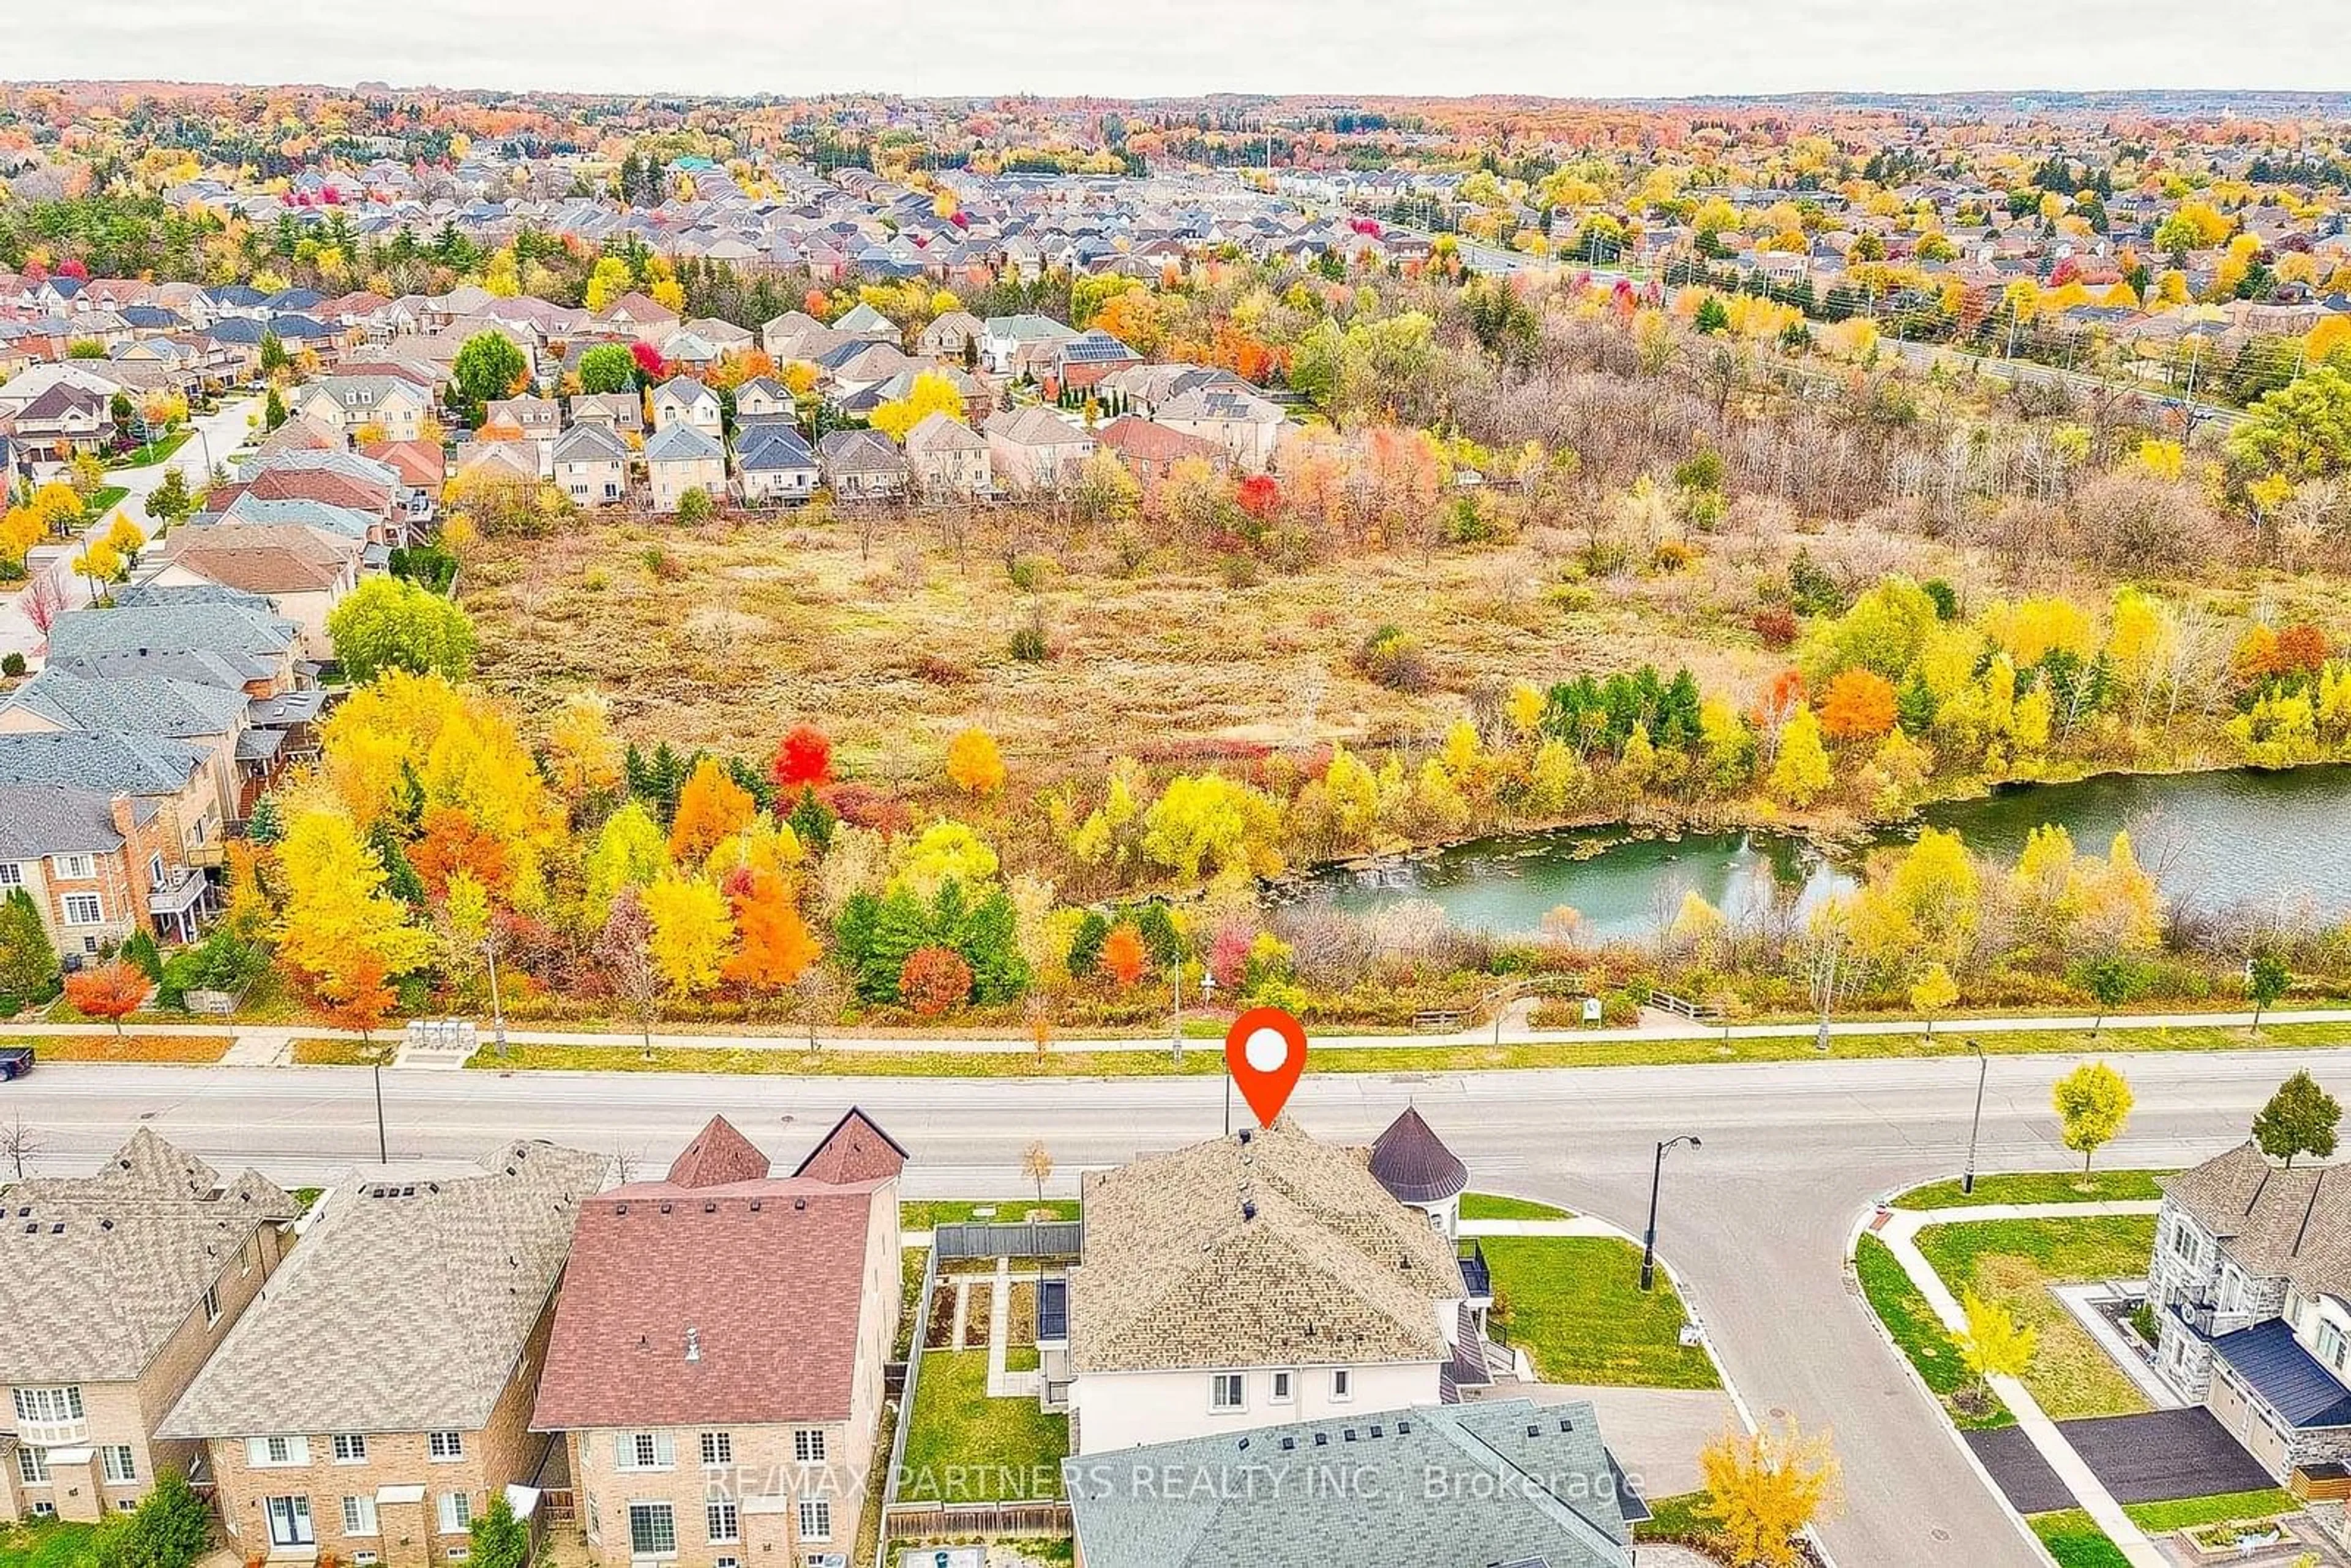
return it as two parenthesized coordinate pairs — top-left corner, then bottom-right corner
(1753, 606), (1799, 648)
(675, 487), (715, 525)
(1355, 625), (1433, 692)
(0, 653), (23, 677)
(1010, 607), (1050, 662)
(899, 944), (974, 1017)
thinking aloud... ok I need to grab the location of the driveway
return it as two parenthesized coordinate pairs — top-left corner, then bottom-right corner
(1968, 1408), (2279, 1515)
(1517, 1382), (1740, 1498)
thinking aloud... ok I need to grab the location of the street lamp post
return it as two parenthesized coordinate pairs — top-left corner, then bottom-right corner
(1961, 1038), (1988, 1196)
(371, 1051), (389, 1164)
(1640, 1134), (1702, 1292)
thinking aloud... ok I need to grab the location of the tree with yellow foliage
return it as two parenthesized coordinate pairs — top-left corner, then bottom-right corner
(1697, 1416), (1840, 1568)
(868, 371), (967, 441)
(945, 726), (1007, 797)
(668, 757), (756, 862)
(642, 874), (732, 997)
(275, 800), (433, 1002)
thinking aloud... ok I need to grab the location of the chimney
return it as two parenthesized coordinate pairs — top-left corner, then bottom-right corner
(684, 1326), (701, 1364)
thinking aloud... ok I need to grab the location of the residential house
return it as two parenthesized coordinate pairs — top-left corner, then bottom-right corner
(553, 424), (631, 508)
(902, 413), (991, 498)
(1052, 1117), (1510, 1455)
(566, 393), (643, 438)
(814, 430), (908, 501)
(0, 1130), (298, 1522)
(0, 664), (252, 835)
(978, 314), (1076, 378)
(0, 783), (211, 951)
(732, 378), (794, 424)
(645, 425), (727, 514)
(732, 424), (817, 507)
(43, 591), (308, 698)
(0, 733), (224, 940)
(1046, 331), (1141, 397)
(483, 394), (561, 445)
(135, 525), (362, 661)
(651, 378), (724, 441)
(531, 1112), (908, 1568)
(4, 384), (114, 462)
(1152, 384), (1285, 475)
(1094, 416), (1226, 486)
(916, 310), (984, 365)
(294, 377), (430, 444)
(157, 1141), (610, 1568)
(1065, 1398), (1637, 1568)
(2147, 1142), (2351, 1484)
(597, 293), (681, 345)
(981, 408), (1095, 494)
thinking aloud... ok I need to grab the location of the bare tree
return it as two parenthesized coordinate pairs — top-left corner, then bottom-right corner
(596, 890), (663, 1056)
(0, 1116), (43, 1182)
(1020, 1141), (1054, 1210)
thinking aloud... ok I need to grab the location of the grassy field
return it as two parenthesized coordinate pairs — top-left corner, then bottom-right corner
(1461, 1192), (1575, 1221)
(1853, 1235), (2012, 1429)
(2028, 1510), (2132, 1568)
(460, 1019), (2351, 1078)
(1481, 1236), (1720, 1389)
(901, 1198), (1081, 1229)
(0, 1522), (97, 1568)
(16, 1033), (230, 1063)
(1914, 1215), (2159, 1419)
(901, 1349), (1068, 1504)
(1894, 1170), (2169, 1210)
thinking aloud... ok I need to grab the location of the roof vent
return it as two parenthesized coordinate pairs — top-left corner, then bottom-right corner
(749, 1200), (762, 1213)
(1236, 1437), (1248, 1452)
(703, 1201), (717, 1214)
(1241, 1201), (1257, 1222)
(794, 1198), (807, 1211)
(614, 1202), (629, 1216)
(1370, 1424), (1383, 1438)
(659, 1202), (673, 1214)
(100, 1218), (113, 1231)
(1527, 1424), (1541, 1438)
(1313, 1432), (1327, 1447)
(1343, 1428), (1356, 1442)
(1397, 1420), (1412, 1434)
(1280, 1437), (1295, 1452)
(48, 1223), (63, 1235)
(1237, 1127), (1252, 1146)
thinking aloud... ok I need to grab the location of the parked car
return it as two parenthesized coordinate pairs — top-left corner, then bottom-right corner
(0, 1045), (31, 1081)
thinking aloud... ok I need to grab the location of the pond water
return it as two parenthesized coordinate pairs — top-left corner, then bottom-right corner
(1290, 765), (2351, 941)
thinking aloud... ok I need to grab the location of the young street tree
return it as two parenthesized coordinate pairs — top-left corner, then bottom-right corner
(0, 1116), (43, 1182)
(2246, 952), (2291, 1035)
(2053, 1060), (2134, 1177)
(1956, 1289), (2038, 1409)
(2075, 954), (2147, 1037)
(1021, 1140), (1054, 1209)
(64, 959), (149, 1035)
(2253, 1070), (2341, 1169)
(1698, 1414), (1840, 1568)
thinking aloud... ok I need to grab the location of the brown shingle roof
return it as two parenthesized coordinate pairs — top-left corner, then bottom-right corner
(668, 1114), (771, 1188)
(1368, 1107), (1468, 1207)
(1069, 1121), (1463, 1375)
(792, 1107), (910, 1185)
(2163, 1141), (2351, 1296)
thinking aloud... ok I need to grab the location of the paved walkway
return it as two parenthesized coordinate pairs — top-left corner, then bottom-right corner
(1875, 1201), (2168, 1568)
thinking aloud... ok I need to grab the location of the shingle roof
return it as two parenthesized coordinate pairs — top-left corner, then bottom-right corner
(1070, 1121), (1463, 1375)
(645, 422), (724, 463)
(0, 784), (124, 859)
(0, 1128), (296, 1383)
(2162, 1141), (2351, 1297)
(553, 422), (630, 463)
(531, 1114), (901, 1431)
(1065, 1398), (1633, 1568)
(47, 598), (299, 662)
(0, 730), (208, 797)
(790, 1108), (909, 1185)
(1367, 1108), (1469, 1207)
(4, 670), (250, 739)
(159, 1141), (608, 1439)
(983, 407), (1093, 448)
(733, 422), (815, 470)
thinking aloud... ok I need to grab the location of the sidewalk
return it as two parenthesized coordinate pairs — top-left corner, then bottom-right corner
(1874, 1201), (2167, 1568)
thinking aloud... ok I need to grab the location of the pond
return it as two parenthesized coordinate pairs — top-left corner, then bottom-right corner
(1289, 765), (2351, 941)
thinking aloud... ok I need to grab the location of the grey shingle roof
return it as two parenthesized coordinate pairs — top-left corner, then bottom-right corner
(160, 1141), (608, 1439)
(645, 422), (724, 463)
(0, 1128), (296, 1383)
(735, 422), (816, 470)
(1065, 1398), (1632, 1568)
(0, 730), (208, 797)
(2162, 1141), (2351, 1298)
(0, 784), (124, 859)
(47, 599), (299, 662)
(5, 670), (249, 740)
(1070, 1122), (1463, 1375)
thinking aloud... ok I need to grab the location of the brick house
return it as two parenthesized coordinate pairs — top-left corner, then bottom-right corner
(159, 1141), (610, 1568)
(2147, 1141), (2351, 1484)
(532, 1111), (907, 1568)
(645, 425), (727, 514)
(0, 784), (212, 953)
(0, 1129), (297, 1521)
(0, 733), (223, 950)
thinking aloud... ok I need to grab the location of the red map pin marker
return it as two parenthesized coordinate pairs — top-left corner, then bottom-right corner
(1225, 1006), (1308, 1128)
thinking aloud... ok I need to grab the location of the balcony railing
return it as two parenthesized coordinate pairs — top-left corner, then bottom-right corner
(1459, 1242), (1492, 1300)
(148, 866), (209, 915)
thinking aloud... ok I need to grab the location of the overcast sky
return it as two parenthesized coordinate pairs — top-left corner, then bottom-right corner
(14, 1), (2351, 100)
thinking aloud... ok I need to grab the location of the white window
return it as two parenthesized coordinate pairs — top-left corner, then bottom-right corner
(31, 1501), (54, 1518)
(628, 1502), (676, 1557)
(1270, 1370), (1293, 1403)
(795, 1500), (830, 1543)
(342, 1496), (377, 1536)
(247, 1435), (310, 1468)
(148, 854), (164, 886)
(716, 1558), (738, 1568)
(0, 861), (22, 887)
(18, 1447), (48, 1485)
(204, 1286), (222, 1325)
(102, 1446), (135, 1484)
(2320, 1319), (2349, 1372)
(354, 1555), (379, 1566)
(1332, 1368), (1353, 1401)
(13, 1386), (84, 1428)
(1210, 1373), (1244, 1411)
(428, 1430), (464, 1461)
(332, 1433), (367, 1463)
(705, 1501), (738, 1544)
(792, 1428), (825, 1464)
(437, 1492), (471, 1534)
(698, 1431), (731, 1468)
(61, 892), (103, 926)
(446, 1549), (469, 1562)
(52, 853), (95, 880)
(616, 1431), (673, 1471)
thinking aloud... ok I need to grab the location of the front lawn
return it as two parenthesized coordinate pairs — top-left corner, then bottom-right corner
(84, 485), (129, 517)
(1894, 1171), (2168, 1210)
(1853, 1235), (2012, 1428)
(1914, 1215), (2158, 1419)
(901, 1349), (1068, 1503)
(1481, 1236), (1720, 1389)
(15, 1033), (230, 1063)
(2028, 1509), (2131, 1568)
(2121, 1488), (2297, 1532)
(1461, 1191), (1575, 1221)
(901, 1198), (1081, 1229)
(0, 1521), (99, 1568)
(107, 430), (192, 468)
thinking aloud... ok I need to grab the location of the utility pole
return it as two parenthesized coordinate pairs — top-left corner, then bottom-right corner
(1961, 1039), (1989, 1196)
(1640, 1135), (1702, 1292)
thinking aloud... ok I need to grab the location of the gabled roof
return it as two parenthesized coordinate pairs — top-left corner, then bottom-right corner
(1070, 1120), (1462, 1375)
(0, 730), (209, 797)
(792, 1108), (910, 1185)
(983, 406), (1093, 448)
(0, 784), (126, 860)
(667, 1115), (771, 1188)
(2210, 1318), (2351, 1429)
(904, 410), (986, 452)
(2162, 1142), (2351, 1299)
(553, 422), (630, 463)
(4, 669), (250, 740)
(733, 422), (815, 470)
(645, 422), (724, 464)
(160, 1141), (607, 1439)
(0, 1128), (296, 1384)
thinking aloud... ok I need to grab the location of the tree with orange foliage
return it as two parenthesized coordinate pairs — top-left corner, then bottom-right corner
(669, 757), (754, 862)
(772, 724), (834, 790)
(1818, 669), (1898, 740)
(945, 726), (1006, 797)
(899, 945), (973, 1018)
(1101, 923), (1149, 986)
(316, 952), (396, 1045)
(66, 959), (148, 1033)
(721, 868), (821, 991)
(407, 806), (509, 900)
(1235, 475), (1281, 521)
(2276, 623), (2331, 675)
(1752, 669), (1807, 762)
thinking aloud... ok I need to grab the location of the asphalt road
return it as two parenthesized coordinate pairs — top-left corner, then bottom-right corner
(7, 1046), (2341, 1566)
